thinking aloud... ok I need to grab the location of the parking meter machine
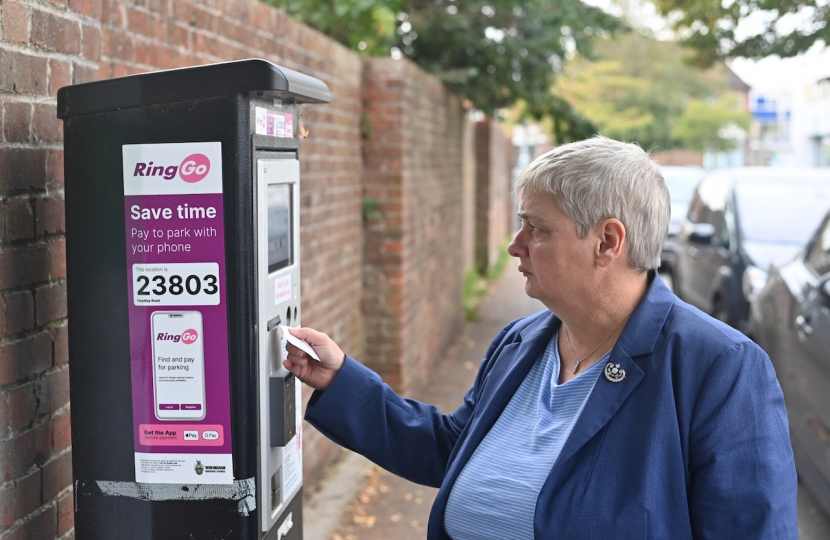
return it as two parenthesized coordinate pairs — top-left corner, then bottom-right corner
(57, 60), (330, 539)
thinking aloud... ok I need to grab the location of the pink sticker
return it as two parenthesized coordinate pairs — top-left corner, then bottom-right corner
(139, 423), (224, 446)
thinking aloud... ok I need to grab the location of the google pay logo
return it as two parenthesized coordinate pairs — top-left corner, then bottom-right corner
(133, 154), (211, 183)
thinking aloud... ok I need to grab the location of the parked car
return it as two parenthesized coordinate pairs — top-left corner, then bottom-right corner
(673, 167), (830, 332)
(746, 209), (830, 517)
(660, 166), (706, 274)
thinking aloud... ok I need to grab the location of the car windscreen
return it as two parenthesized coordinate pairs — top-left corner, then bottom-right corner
(737, 179), (830, 245)
(663, 174), (702, 205)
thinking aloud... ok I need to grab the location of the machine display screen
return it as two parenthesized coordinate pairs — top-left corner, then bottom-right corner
(267, 184), (292, 273)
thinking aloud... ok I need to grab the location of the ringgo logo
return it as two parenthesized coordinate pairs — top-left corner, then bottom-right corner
(156, 329), (199, 344)
(133, 153), (211, 183)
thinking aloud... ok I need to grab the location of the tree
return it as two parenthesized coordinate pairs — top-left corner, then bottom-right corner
(653, 0), (830, 66)
(274, 0), (623, 122)
(672, 95), (751, 152)
(553, 32), (750, 151)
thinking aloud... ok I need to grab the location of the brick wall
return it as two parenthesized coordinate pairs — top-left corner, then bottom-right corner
(361, 58), (471, 395)
(475, 119), (514, 274)
(0, 0), (97, 537)
(0, 0), (512, 536)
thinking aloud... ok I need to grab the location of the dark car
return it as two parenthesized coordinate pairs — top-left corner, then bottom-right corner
(673, 167), (830, 332)
(746, 210), (830, 517)
(660, 166), (706, 274)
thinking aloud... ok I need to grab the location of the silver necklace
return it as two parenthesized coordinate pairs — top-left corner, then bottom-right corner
(564, 311), (633, 375)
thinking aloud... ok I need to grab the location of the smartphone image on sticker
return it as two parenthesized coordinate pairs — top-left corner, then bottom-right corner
(151, 311), (206, 421)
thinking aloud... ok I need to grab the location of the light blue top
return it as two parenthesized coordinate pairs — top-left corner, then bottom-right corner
(443, 331), (606, 540)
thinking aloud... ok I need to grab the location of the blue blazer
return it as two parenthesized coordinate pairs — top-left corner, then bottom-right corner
(305, 276), (798, 539)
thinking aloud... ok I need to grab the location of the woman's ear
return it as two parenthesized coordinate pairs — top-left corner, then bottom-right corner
(596, 218), (626, 267)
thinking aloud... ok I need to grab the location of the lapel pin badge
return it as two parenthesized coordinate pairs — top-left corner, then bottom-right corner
(604, 362), (626, 383)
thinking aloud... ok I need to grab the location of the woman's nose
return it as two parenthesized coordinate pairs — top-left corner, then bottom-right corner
(507, 230), (525, 258)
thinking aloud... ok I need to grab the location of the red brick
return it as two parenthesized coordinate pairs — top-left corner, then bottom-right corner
(57, 490), (73, 535)
(52, 324), (68, 367)
(0, 388), (9, 439)
(48, 59), (71, 97)
(8, 381), (37, 431)
(81, 23), (101, 61)
(31, 9), (80, 54)
(0, 244), (49, 290)
(72, 62), (97, 84)
(1, 0), (29, 43)
(0, 332), (53, 386)
(42, 451), (71, 501)
(1, 198), (35, 242)
(0, 421), (53, 484)
(32, 103), (62, 142)
(52, 409), (71, 453)
(35, 194), (64, 235)
(0, 295), (4, 338)
(49, 238), (66, 281)
(0, 49), (47, 94)
(2, 100), (31, 142)
(3, 506), (56, 540)
(4, 290), (35, 335)
(39, 365), (69, 414)
(35, 282), (66, 326)
(102, 27), (133, 61)
(69, 0), (101, 18)
(45, 148), (64, 189)
(0, 148), (47, 190)
(0, 469), (42, 528)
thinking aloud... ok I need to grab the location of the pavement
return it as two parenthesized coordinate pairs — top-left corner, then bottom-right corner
(303, 259), (544, 540)
(301, 265), (830, 540)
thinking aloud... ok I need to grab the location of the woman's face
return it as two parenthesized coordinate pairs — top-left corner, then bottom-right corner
(507, 191), (597, 310)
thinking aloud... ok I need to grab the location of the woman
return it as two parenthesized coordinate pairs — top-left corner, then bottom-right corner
(284, 136), (797, 539)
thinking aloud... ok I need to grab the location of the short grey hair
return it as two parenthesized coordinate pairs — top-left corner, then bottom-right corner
(515, 136), (670, 271)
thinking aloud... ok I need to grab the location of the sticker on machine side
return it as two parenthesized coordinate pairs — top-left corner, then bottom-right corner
(135, 452), (233, 484)
(123, 142), (234, 486)
(275, 273), (291, 305)
(255, 107), (294, 138)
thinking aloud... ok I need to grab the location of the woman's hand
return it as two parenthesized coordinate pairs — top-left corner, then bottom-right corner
(283, 327), (345, 391)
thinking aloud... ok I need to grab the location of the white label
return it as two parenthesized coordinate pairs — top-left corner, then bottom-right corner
(281, 381), (303, 497)
(133, 263), (220, 306)
(135, 452), (233, 484)
(274, 274), (291, 305)
(123, 142), (223, 196)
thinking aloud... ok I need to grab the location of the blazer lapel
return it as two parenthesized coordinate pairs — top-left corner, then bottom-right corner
(549, 348), (645, 475)
(549, 273), (674, 478)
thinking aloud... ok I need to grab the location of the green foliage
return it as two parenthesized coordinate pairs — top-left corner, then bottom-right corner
(671, 94), (751, 152)
(653, 0), (830, 66)
(554, 32), (747, 151)
(273, 0), (623, 130)
(277, 0), (399, 55)
(464, 237), (513, 321)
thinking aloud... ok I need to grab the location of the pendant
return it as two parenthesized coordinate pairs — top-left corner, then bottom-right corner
(604, 362), (626, 383)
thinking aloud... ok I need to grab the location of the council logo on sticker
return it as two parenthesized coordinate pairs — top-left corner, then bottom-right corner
(181, 329), (198, 344)
(179, 153), (210, 183)
(194, 460), (204, 475)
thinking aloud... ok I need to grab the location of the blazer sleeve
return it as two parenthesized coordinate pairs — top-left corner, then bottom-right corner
(304, 320), (521, 488)
(687, 341), (798, 539)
